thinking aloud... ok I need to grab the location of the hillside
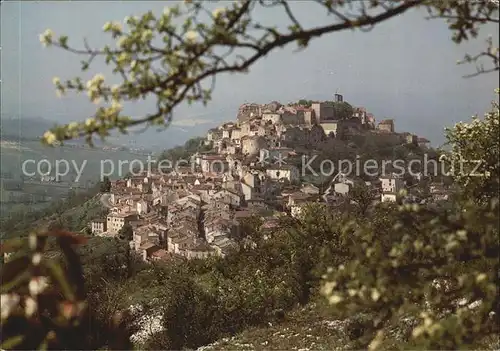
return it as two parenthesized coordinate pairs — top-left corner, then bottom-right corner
(199, 300), (497, 351)
(0, 186), (105, 239)
(197, 302), (356, 351)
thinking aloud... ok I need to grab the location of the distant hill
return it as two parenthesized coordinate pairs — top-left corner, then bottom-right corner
(1, 117), (111, 147)
(1, 117), (56, 141)
(0, 115), (222, 151)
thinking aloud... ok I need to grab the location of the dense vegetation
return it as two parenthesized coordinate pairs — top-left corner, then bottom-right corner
(1, 98), (498, 349)
(0, 184), (104, 240)
(1, 1), (498, 350)
(157, 136), (211, 164)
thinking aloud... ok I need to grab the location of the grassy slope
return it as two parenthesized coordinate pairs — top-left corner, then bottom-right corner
(197, 301), (356, 351)
(2, 193), (104, 239)
(198, 300), (499, 351)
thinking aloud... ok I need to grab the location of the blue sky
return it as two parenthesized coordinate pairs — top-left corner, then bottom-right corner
(1, 1), (498, 150)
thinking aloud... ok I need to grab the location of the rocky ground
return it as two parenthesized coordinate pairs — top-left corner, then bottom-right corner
(196, 303), (355, 351)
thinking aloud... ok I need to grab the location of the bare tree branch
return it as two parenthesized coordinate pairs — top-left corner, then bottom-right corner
(38, 0), (498, 145)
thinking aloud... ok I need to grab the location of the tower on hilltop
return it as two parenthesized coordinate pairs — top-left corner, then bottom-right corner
(334, 92), (343, 102)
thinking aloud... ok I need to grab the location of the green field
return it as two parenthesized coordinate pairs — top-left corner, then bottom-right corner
(0, 140), (149, 218)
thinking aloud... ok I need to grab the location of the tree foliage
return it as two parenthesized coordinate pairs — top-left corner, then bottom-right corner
(321, 97), (500, 350)
(333, 101), (354, 120)
(296, 99), (314, 107)
(443, 96), (500, 203)
(349, 182), (375, 216)
(118, 223), (134, 242)
(100, 176), (112, 193)
(0, 231), (134, 350)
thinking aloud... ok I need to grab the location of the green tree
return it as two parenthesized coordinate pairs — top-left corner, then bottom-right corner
(184, 136), (205, 152)
(297, 99), (313, 107)
(349, 183), (375, 216)
(333, 101), (354, 120)
(100, 176), (112, 193)
(118, 223), (134, 242)
(320, 97), (500, 350)
(443, 97), (500, 203)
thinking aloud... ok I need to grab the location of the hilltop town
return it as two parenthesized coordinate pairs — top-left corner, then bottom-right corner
(92, 94), (447, 264)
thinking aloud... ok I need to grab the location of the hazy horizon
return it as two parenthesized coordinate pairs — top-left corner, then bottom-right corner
(2, 1), (499, 150)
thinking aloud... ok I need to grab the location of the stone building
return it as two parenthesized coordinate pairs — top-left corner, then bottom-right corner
(106, 212), (137, 234)
(279, 109), (305, 125)
(201, 155), (228, 174)
(262, 112), (282, 125)
(296, 106), (316, 126)
(311, 101), (335, 122)
(231, 128), (242, 142)
(353, 107), (367, 124)
(237, 103), (262, 122)
(401, 132), (418, 145)
(206, 128), (222, 142)
(262, 101), (282, 112)
(266, 165), (300, 184)
(377, 119), (395, 133)
(241, 135), (268, 157)
(320, 121), (342, 137)
(91, 219), (106, 235)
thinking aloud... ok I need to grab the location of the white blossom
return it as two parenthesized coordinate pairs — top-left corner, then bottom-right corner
(212, 8), (226, 18)
(43, 131), (57, 145)
(1, 294), (20, 320)
(185, 30), (198, 42)
(29, 233), (37, 250)
(85, 118), (96, 127)
(371, 288), (381, 302)
(32, 253), (42, 266)
(328, 294), (343, 305)
(39, 29), (54, 46)
(25, 297), (37, 317)
(29, 276), (49, 296)
(111, 100), (123, 112)
(68, 122), (79, 130)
